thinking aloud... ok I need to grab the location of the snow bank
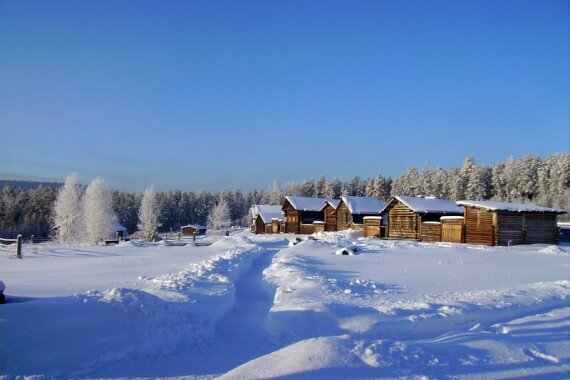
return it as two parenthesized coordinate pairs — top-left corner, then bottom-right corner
(0, 236), (265, 377)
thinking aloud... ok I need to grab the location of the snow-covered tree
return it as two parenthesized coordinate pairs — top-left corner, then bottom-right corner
(138, 186), (161, 242)
(83, 178), (117, 244)
(207, 193), (231, 230)
(52, 173), (83, 245)
(269, 180), (283, 205)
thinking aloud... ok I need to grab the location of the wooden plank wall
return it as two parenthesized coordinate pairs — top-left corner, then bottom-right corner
(323, 204), (338, 231)
(364, 218), (381, 237)
(497, 212), (559, 245)
(464, 207), (495, 246)
(441, 219), (465, 243)
(283, 199), (300, 234)
(336, 201), (352, 231)
(300, 224), (315, 234)
(387, 201), (419, 239)
(420, 222), (441, 242)
(254, 216), (266, 234)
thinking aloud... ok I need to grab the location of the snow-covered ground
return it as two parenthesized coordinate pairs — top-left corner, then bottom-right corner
(0, 231), (568, 378)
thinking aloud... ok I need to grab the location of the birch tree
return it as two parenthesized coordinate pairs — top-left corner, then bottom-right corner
(83, 178), (117, 244)
(138, 186), (160, 242)
(53, 173), (83, 244)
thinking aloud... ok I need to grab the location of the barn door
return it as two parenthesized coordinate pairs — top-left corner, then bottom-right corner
(442, 224), (463, 243)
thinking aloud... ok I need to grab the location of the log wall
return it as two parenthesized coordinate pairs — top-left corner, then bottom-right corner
(463, 207), (496, 246)
(386, 201), (419, 239)
(336, 201), (352, 231)
(420, 222), (441, 242)
(323, 204), (338, 232)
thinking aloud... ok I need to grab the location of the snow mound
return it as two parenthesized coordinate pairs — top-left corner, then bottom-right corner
(538, 245), (567, 255)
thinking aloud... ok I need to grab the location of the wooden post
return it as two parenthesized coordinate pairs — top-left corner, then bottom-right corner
(16, 234), (22, 259)
(193, 232), (196, 242)
(31, 235), (34, 244)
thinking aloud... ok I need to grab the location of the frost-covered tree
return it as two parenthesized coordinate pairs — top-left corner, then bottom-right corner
(138, 186), (161, 242)
(83, 178), (117, 244)
(207, 193), (231, 230)
(269, 180), (283, 205)
(52, 173), (83, 244)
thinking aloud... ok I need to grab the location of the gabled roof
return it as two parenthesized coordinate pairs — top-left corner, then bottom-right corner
(321, 198), (340, 210)
(341, 196), (385, 214)
(284, 196), (328, 212)
(382, 196), (463, 215)
(182, 224), (207, 230)
(456, 200), (566, 214)
(252, 205), (285, 224)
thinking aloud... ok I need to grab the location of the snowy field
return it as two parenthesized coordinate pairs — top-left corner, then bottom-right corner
(0, 231), (568, 379)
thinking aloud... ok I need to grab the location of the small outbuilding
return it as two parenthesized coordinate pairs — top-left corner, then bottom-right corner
(322, 199), (340, 232)
(111, 222), (128, 239)
(382, 196), (463, 240)
(456, 200), (566, 246)
(250, 205), (285, 234)
(282, 196), (328, 234)
(336, 196), (385, 231)
(181, 224), (207, 236)
(363, 216), (383, 237)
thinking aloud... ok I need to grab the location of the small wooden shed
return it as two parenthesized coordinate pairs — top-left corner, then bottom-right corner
(382, 196), (463, 240)
(282, 196), (328, 234)
(336, 196), (385, 231)
(322, 199), (340, 232)
(440, 216), (465, 243)
(363, 216), (383, 237)
(181, 224), (207, 236)
(250, 205), (285, 234)
(456, 200), (566, 246)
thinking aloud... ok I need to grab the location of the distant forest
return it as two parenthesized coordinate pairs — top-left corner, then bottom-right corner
(1, 153), (568, 239)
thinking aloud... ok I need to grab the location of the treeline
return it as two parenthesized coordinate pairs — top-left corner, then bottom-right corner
(0, 153), (568, 238)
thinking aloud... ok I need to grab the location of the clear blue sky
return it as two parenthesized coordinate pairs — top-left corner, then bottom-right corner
(1, 1), (568, 191)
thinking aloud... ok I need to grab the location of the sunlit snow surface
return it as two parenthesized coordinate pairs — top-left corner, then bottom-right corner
(0, 231), (568, 378)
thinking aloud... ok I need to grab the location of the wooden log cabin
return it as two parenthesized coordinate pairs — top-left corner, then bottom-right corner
(456, 200), (566, 246)
(336, 196), (385, 231)
(381, 196), (463, 240)
(250, 205), (285, 234)
(282, 196), (328, 234)
(322, 199), (340, 232)
(181, 224), (207, 236)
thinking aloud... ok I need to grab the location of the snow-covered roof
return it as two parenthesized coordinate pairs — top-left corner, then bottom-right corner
(456, 200), (566, 214)
(363, 216), (382, 220)
(341, 196), (385, 215)
(383, 196), (463, 215)
(111, 222), (127, 232)
(285, 196), (328, 212)
(182, 224), (207, 230)
(324, 199), (340, 209)
(440, 216), (464, 221)
(253, 205), (285, 224)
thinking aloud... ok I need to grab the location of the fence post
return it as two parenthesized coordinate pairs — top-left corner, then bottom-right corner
(16, 234), (22, 259)
(31, 235), (34, 244)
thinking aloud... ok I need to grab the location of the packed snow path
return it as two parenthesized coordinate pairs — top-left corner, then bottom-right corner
(92, 240), (289, 378)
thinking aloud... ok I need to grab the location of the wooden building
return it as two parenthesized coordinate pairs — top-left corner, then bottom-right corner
(322, 199), (340, 231)
(181, 224), (207, 236)
(363, 216), (383, 237)
(440, 216), (465, 243)
(250, 205), (284, 234)
(282, 196), (328, 234)
(381, 196), (463, 240)
(456, 200), (566, 246)
(336, 196), (385, 231)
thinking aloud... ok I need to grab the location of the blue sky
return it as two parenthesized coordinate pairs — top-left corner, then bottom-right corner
(1, 1), (568, 191)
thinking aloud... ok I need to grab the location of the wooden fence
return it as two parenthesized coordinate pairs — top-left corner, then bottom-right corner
(0, 235), (22, 259)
